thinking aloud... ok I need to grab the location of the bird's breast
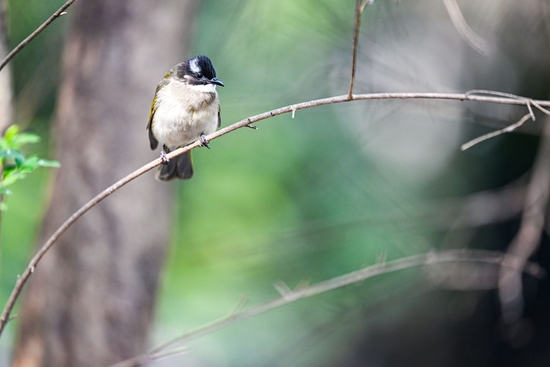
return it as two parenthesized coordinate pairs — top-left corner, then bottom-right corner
(152, 82), (219, 150)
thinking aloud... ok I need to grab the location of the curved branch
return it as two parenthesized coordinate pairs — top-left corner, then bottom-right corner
(0, 90), (548, 337)
(443, 0), (490, 54)
(109, 249), (543, 367)
(0, 0), (77, 72)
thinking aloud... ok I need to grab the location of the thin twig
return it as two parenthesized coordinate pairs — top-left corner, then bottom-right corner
(498, 117), (550, 323)
(0, 90), (548, 337)
(359, 0), (372, 12)
(461, 113), (532, 151)
(443, 0), (490, 55)
(0, 0), (77, 72)
(348, 0), (372, 99)
(147, 347), (190, 363)
(108, 249), (543, 367)
(530, 100), (550, 116)
(466, 89), (537, 119)
(348, 0), (362, 99)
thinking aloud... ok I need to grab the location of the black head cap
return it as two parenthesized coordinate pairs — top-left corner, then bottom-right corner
(181, 55), (216, 79)
(176, 55), (223, 87)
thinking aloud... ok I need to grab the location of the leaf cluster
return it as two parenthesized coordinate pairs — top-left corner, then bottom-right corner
(0, 125), (59, 199)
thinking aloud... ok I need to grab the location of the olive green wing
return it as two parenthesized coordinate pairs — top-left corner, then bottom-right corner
(146, 76), (171, 150)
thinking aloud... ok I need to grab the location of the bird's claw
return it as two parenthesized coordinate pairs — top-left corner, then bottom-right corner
(199, 133), (211, 149)
(160, 149), (169, 164)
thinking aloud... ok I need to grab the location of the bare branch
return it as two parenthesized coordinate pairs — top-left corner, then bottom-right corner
(145, 347), (189, 363)
(461, 113), (532, 151)
(0, 90), (548, 338)
(466, 89), (539, 119)
(108, 249), (543, 367)
(530, 100), (550, 116)
(359, 0), (373, 13)
(443, 0), (490, 55)
(348, 0), (373, 99)
(0, 0), (77, 72)
(499, 116), (550, 324)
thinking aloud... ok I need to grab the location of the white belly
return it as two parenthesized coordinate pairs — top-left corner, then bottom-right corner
(152, 81), (219, 150)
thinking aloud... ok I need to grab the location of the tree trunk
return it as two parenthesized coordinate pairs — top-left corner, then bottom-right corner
(0, 0), (13, 230)
(13, 1), (197, 366)
(0, 0), (12, 133)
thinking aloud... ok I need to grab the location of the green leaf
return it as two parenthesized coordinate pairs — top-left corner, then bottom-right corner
(4, 125), (19, 144)
(0, 148), (19, 159)
(2, 165), (15, 177)
(36, 159), (60, 168)
(0, 125), (59, 193)
(19, 156), (59, 171)
(0, 148), (26, 167)
(1, 171), (25, 186)
(21, 155), (39, 170)
(14, 151), (25, 167)
(11, 132), (41, 148)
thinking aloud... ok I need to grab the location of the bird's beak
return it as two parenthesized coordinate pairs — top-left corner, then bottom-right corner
(210, 78), (224, 87)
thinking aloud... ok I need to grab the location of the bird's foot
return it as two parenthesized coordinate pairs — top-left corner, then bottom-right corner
(199, 133), (211, 149)
(160, 149), (169, 164)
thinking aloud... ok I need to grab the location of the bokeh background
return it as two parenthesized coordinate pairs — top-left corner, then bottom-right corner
(1, 0), (549, 366)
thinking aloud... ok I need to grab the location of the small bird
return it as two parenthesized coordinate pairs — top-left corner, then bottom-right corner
(146, 55), (224, 180)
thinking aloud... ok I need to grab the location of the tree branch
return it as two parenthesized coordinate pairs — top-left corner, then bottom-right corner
(461, 113), (532, 150)
(0, 89), (549, 338)
(0, 0), (77, 72)
(108, 249), (543, 367)
(498, 116), (550, 325)
(443, 0), (490, 54)
(348, 0), (373, 99)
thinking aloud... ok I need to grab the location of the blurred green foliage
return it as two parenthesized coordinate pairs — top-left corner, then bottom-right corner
(0, 124), (59, 199)
(6, 0), (65, 123)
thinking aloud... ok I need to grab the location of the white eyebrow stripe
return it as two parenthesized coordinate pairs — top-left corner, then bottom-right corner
(189, 58), (200, 73)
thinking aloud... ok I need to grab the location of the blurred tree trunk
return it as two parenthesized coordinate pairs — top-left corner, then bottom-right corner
(0, 0), (12, 132)
(0, 0), (13, 228)
(12, 1), (197, 366)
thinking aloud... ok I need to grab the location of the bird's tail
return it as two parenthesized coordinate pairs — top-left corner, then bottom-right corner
(156, 150), (194, 181)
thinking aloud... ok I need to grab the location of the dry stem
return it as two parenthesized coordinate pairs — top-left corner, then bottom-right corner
(0, 0), (77, 72)
(109, 249), (543, 367)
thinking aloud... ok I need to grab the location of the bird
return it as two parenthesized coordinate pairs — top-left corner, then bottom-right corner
(146, 55), (224, 180)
